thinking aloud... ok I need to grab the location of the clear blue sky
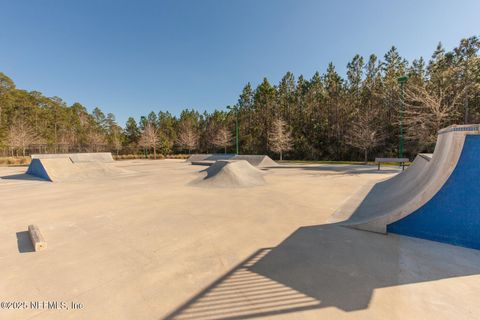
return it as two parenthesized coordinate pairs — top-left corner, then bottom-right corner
(1, 0), (479, 125)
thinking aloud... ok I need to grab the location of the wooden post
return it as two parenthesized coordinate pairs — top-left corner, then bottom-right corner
(28, 225), (47, 251)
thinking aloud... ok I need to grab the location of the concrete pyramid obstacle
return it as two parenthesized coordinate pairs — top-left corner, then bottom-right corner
(231, 155), (278, 168)
(331, 124), (480, 249)
(191, 160), (266, 188)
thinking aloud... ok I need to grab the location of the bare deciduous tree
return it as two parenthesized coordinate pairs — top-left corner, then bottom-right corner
(177, 123), (198, 154)
(403, 85), (459, 149)
(7, 118), (40, 156)
(212, 126), (232, 154)
(139, 122), (159, 159)
(87, 130), (107, 152)
(111, 127), (123, 156)
(268, 118), (293, 160)
(58, 128), (76, 153)
(345, 108), (385, 163)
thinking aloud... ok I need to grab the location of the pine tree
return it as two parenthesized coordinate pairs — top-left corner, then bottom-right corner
(124, 117), (140, 147)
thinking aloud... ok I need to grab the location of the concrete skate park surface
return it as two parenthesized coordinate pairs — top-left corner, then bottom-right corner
(1, 160), (480, 320)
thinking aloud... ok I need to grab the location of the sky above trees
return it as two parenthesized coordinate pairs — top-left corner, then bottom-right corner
(1, 0), (479, 124)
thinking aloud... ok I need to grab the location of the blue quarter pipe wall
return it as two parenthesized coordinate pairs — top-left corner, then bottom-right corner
(387, 135), (480, 250)
(26, 159), (52, 181)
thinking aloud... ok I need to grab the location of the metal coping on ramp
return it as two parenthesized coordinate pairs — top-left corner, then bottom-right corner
(418, 153), (433, 161)
(438, 124), (480, 134)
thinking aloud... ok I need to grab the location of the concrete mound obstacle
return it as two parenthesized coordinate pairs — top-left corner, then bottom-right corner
(332, 124), (480, 249)
(31, 152), (114, 163)
(187, 154), (277, 168)
(27, 153), (124, 182)
(191, 160), (266, 188)
(232, 155), (277, 168)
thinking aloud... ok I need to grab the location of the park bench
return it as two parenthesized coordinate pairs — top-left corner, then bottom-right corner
(375, 157), (409, 170)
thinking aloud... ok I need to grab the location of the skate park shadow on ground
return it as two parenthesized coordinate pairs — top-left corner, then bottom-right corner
(164, 224), (480, 320)
(16, 231), (35, 253)
(1, 173), (45, 181)
(273, 164), (401, 175)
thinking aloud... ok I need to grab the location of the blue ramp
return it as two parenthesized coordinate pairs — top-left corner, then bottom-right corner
(26, 159), (52, 181)
(387, 135), (480, 249)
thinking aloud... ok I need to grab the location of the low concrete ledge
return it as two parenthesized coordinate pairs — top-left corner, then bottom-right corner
(191, 160), (215, 166)
(28, 225), (47, 251)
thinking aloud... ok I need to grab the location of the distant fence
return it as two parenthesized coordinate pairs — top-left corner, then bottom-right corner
(0, 144), (111, 157)
(0, 144), (192, 159)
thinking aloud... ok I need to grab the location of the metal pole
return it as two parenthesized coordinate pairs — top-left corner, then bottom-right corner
(397, 76), (408, 159)
(399, 81), (404, 158)
(228, 105), (240, 155)
(235, 112), (239, 154)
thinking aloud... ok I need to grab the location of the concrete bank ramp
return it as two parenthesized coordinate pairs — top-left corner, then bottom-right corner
(187, 154), (277, 168)
(186, 154), (235, 163)
(31, 152), (114, 163)
(26, 157), (125, 182)
(27, 158), (76, 182)
(331, 124), (480, 249)
(190, 160), (266, 188)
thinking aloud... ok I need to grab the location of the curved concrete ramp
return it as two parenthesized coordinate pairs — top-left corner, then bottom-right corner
(31, 152), (114, 163)
(190, 160), (266, 188)
(26, 157), (125, 182)
(331, 124), (480, 249)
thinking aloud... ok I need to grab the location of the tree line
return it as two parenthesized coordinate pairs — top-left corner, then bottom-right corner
(0, 36), (479, 160)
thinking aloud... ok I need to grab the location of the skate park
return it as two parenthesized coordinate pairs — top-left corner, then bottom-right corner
(0, 125), (479, 320)
(3, 1), (480, 318)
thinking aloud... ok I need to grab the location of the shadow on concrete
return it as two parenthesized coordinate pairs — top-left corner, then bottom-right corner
(271, 165), (400, 175)
(164, 224), (480, 320)
(16, 231), (35, 253)
(1, 173), (45, 181)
